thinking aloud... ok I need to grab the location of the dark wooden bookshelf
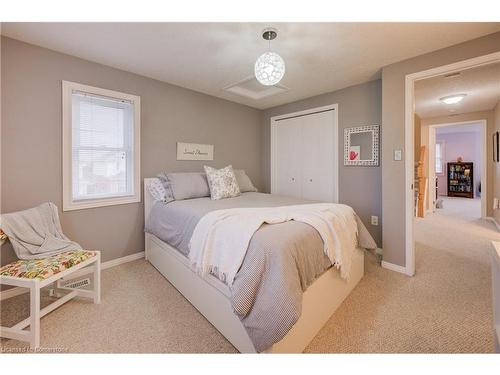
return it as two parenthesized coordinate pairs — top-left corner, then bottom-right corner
(447, 162), (473, 199)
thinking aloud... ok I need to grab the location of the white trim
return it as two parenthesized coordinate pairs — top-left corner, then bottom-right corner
(404, 51), (500, 277)
(0, 285), (27, 300)
(270, 104), (339, 203)
(100, 251), (145, 269)
(62, 80), (141, 211)
(0, 251), (144, 301)
(486, 217), (500, 232)
(381, 260), (411, 275)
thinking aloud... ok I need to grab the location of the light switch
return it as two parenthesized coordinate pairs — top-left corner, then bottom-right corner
(394, 149), (402, 161)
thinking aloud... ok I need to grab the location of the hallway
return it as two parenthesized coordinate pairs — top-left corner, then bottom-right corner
(412, 196), (497, 351)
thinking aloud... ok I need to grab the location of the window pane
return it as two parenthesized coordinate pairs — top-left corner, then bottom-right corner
(436, 159), (442, 174)
(435, 143), (443, 174)
(71, 91), (134, 201)
(77, 101), (125, 148)
(73, 149), (128, 200)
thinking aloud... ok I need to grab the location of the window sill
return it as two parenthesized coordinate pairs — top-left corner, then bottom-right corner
(63, 195), (140, 211)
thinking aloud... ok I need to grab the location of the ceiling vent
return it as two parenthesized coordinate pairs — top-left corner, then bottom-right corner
(223, 76), (289, 100)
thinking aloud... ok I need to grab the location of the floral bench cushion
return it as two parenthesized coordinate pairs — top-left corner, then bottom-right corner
(0, 250), (97, 280)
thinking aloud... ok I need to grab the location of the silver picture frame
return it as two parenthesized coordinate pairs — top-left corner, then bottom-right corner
(344, 125), (380, 166)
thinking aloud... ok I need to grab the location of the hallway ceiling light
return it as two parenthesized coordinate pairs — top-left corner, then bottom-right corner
(440, 94), (467, 105)
(254, 28), (285, 86)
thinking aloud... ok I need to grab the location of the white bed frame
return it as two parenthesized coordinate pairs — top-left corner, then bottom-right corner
(144, 178), (364, 353)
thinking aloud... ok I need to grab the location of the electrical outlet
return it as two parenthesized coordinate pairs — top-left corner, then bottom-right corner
(371, 215), (379, 226)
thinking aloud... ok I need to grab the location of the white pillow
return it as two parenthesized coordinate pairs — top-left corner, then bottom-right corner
(204, 165), (241, 200)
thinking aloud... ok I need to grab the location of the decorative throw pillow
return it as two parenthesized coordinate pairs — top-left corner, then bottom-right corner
(155, 173), (175, 203)
(204, 165), (241, 200)
(234, 169), (258, 193)
(148, 178), (170, 203)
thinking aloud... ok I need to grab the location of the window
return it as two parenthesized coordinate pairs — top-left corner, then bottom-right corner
(435, 141), (445, 175)
(62, 81), (140, 211)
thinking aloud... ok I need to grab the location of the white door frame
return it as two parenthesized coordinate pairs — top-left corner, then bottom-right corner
(404, 51), (500, 276)
(427, 120), (487, 217)
(270, 104), (339, 202)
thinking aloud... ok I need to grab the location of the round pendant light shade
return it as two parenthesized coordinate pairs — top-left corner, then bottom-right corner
(254, 51), (285, 86)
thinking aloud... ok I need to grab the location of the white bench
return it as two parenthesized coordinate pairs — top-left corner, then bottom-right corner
(0, 249), (101, 349)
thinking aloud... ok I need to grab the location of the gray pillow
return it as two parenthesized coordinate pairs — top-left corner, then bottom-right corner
(234, 169), (258, 193)
(164, 172), (210, 200)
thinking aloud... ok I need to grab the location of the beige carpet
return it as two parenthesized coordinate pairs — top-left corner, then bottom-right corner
(1, 198), (496, 353)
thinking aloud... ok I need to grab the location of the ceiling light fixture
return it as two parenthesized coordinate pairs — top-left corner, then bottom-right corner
(254, 28), (285, 86)
(440, 94), (467, 105)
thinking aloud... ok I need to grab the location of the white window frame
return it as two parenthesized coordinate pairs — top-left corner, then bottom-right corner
(62, 81), (141, 211)
(435, 141), (445, 176)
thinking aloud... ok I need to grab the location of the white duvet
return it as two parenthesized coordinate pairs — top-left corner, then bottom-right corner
(188, 203), (359, 285)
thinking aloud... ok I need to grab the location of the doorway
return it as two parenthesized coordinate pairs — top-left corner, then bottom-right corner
(404, 51), (500, 276)
(425, 120), (487, 219)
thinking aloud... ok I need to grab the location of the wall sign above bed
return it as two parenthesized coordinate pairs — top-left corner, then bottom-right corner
(177, 142), (214, 161)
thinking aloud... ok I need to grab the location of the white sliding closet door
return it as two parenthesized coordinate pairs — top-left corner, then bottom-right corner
(272, 106), (338, 203)
(301, 111), (335, 202)
(274, 116), (302, 198)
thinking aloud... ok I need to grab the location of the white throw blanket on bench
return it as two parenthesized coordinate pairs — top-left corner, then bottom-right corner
(0, 202), (82, 260)
(189, 203), (359, 285)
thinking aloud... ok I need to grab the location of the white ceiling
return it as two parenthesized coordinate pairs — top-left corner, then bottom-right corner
(2, 22), (500, 110)
(415, 62), (500, 119)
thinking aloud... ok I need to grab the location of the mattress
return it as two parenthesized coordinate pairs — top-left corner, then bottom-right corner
(145, 192), (316, 256)
(144, 192), (376, 352)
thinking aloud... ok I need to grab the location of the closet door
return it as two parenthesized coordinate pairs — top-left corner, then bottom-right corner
(274, 117), (303, 198)
(301, 111), (335, 202)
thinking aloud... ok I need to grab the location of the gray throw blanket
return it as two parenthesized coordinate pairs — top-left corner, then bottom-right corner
(0, 202), (82, 259)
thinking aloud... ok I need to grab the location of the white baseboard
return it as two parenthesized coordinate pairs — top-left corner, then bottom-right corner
(100, 251), (145, 270)
(381, 260), (409, 275)
(0, 251), (145, 301)
(485, 217), (500, 232)
(0, 285), (28, 300)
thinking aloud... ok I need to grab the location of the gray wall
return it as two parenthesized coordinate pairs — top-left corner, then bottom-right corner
(382, 31), (500, 267)
(0, 37), (262, 265)
(261, 80), (382, 246)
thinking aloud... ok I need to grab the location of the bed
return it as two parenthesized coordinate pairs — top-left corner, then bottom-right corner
(143, 177), (367, 353)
